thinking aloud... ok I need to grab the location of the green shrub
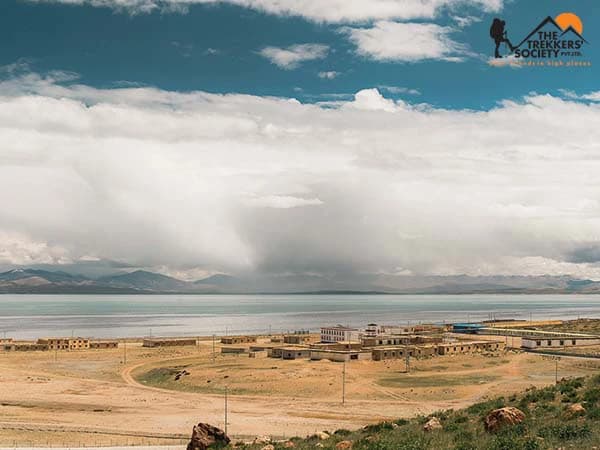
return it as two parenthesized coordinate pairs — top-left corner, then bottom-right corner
(587, 406), (600, 420)
(583, 388), (600, 404)
(467, 398), (505, 415)
(363, 422), (395, 433)
(538, 423), (591, 440)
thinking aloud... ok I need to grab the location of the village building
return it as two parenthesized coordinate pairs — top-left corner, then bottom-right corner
(521, 336), (600, 349)
(89, 340), (119, 349)
(310, 349), (372, 362)
(281, 347), (311, 360)
(283, 334), (313, 345)
(371, 345), (437, 361)
(220, 336), (257, 345)
(142, 338), (196, 347)
(221, 346), (247, 354)
(3, 342), (50, 352)
(37, 337), (90, 351)
(310, 341), (363, 351)
(320, 326), (360, 343)
(436, 340), (505, 355)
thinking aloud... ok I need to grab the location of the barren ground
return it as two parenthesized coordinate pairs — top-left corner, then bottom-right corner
(1, 337), (600, 446)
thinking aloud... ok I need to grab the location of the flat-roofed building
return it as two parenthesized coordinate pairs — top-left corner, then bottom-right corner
(281, 347), (311, 360)
(220, 336), (257, 345)
(221, 346), (247, 354)
(90, 340), (119, 349)
(522, 336), (600, 349)
(372, 345), (437, 361)
(37, 337), (90, 351)
(310, 349), (372, 362)
(320, 326), (360, 343)
(310, 341), (363, 351)
(437, 340), (505, 355)
(142, 338), (196, 348)
(3, 342), (49, 352)
(283, 334), (313, 345)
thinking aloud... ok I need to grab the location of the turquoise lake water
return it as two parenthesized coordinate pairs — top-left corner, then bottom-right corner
(1, 294), (600, 339)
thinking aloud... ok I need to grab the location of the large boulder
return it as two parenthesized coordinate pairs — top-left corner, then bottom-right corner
(484, 407), (525, 433)
(423, 417), (442, 432)
(187, 423), (230, 450)
(565, 403), (586, 418)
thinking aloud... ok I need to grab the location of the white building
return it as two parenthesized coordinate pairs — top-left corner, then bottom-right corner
(522, 336), (600, 349)
(320, 325), (360, 343)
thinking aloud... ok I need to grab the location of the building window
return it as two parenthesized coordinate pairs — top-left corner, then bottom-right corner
(572, 340), (576, 345)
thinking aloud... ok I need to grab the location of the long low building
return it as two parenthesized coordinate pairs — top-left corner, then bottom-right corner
(372, 345), (437, 361)
(90, 340), (119, 349)
(437, 340), (505, 355)
(221, 336), (257, 344)
(142, 338), (197, 347)
(522, 336), (600, 349)
(310, 349), (372, 362)
(3, 342), (49, 352)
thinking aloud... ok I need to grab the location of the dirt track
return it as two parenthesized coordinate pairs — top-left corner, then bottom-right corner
(1, 340), (599, 446)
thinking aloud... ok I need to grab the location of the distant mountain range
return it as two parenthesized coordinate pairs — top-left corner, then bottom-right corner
(2, 267), (600, 294)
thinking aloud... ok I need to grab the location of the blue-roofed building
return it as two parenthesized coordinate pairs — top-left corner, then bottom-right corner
(452, 323), (485, 334)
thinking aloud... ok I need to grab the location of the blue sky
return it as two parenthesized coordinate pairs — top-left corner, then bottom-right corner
(1, 0), (600, 282)
(1, 0), (597, 109)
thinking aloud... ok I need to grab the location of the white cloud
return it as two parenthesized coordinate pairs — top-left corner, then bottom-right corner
(346, 88), (404, 112)
(259, 44), (329, 70)
(245, 195), (324, 208)
(487, 54), (522, 69)
(25, 0), (504, 22)
(343, 21), (469, 62)
(318, 71), (340, 80)
(0, 231), (71, 266)
(2, 70), (600, 278)
(560, 90), (600, 102)
(378, 85), (421, 95)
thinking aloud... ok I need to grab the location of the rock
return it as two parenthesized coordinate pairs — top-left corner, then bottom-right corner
(317, 431), (330, 440)
(186, 423), (230, 450)
(261, 445), (275, 450)
(423, 417), (442, 432)
(566, 403), (586, 417)
(253, 436), (271, 445)
(283, 441), (296, 448)
(335, 440), (353, 449)
(484, 407), (525, 433)
(315, 444), (324, 448)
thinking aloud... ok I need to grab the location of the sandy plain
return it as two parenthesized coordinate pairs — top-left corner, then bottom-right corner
(1, 337), (600, 446)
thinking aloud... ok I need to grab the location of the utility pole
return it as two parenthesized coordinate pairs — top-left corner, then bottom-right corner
(342, 360), (346, 405)
(405, 338), (410, 374)
(555, 358), (559, 384)
(123, 340), (127, 365)
(224, 386), (228, 435)
(212, 334), (216, 363)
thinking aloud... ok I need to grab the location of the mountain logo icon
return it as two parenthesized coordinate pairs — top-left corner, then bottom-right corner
(492, 11), (589, 61)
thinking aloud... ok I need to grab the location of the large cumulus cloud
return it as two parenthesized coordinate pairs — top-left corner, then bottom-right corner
(2, 70), (600, 278)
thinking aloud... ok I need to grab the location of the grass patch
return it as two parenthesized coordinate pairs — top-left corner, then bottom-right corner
(378, 374), (496, 388)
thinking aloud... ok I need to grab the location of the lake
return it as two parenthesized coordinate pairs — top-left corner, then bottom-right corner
(1, 294), (600, 339)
